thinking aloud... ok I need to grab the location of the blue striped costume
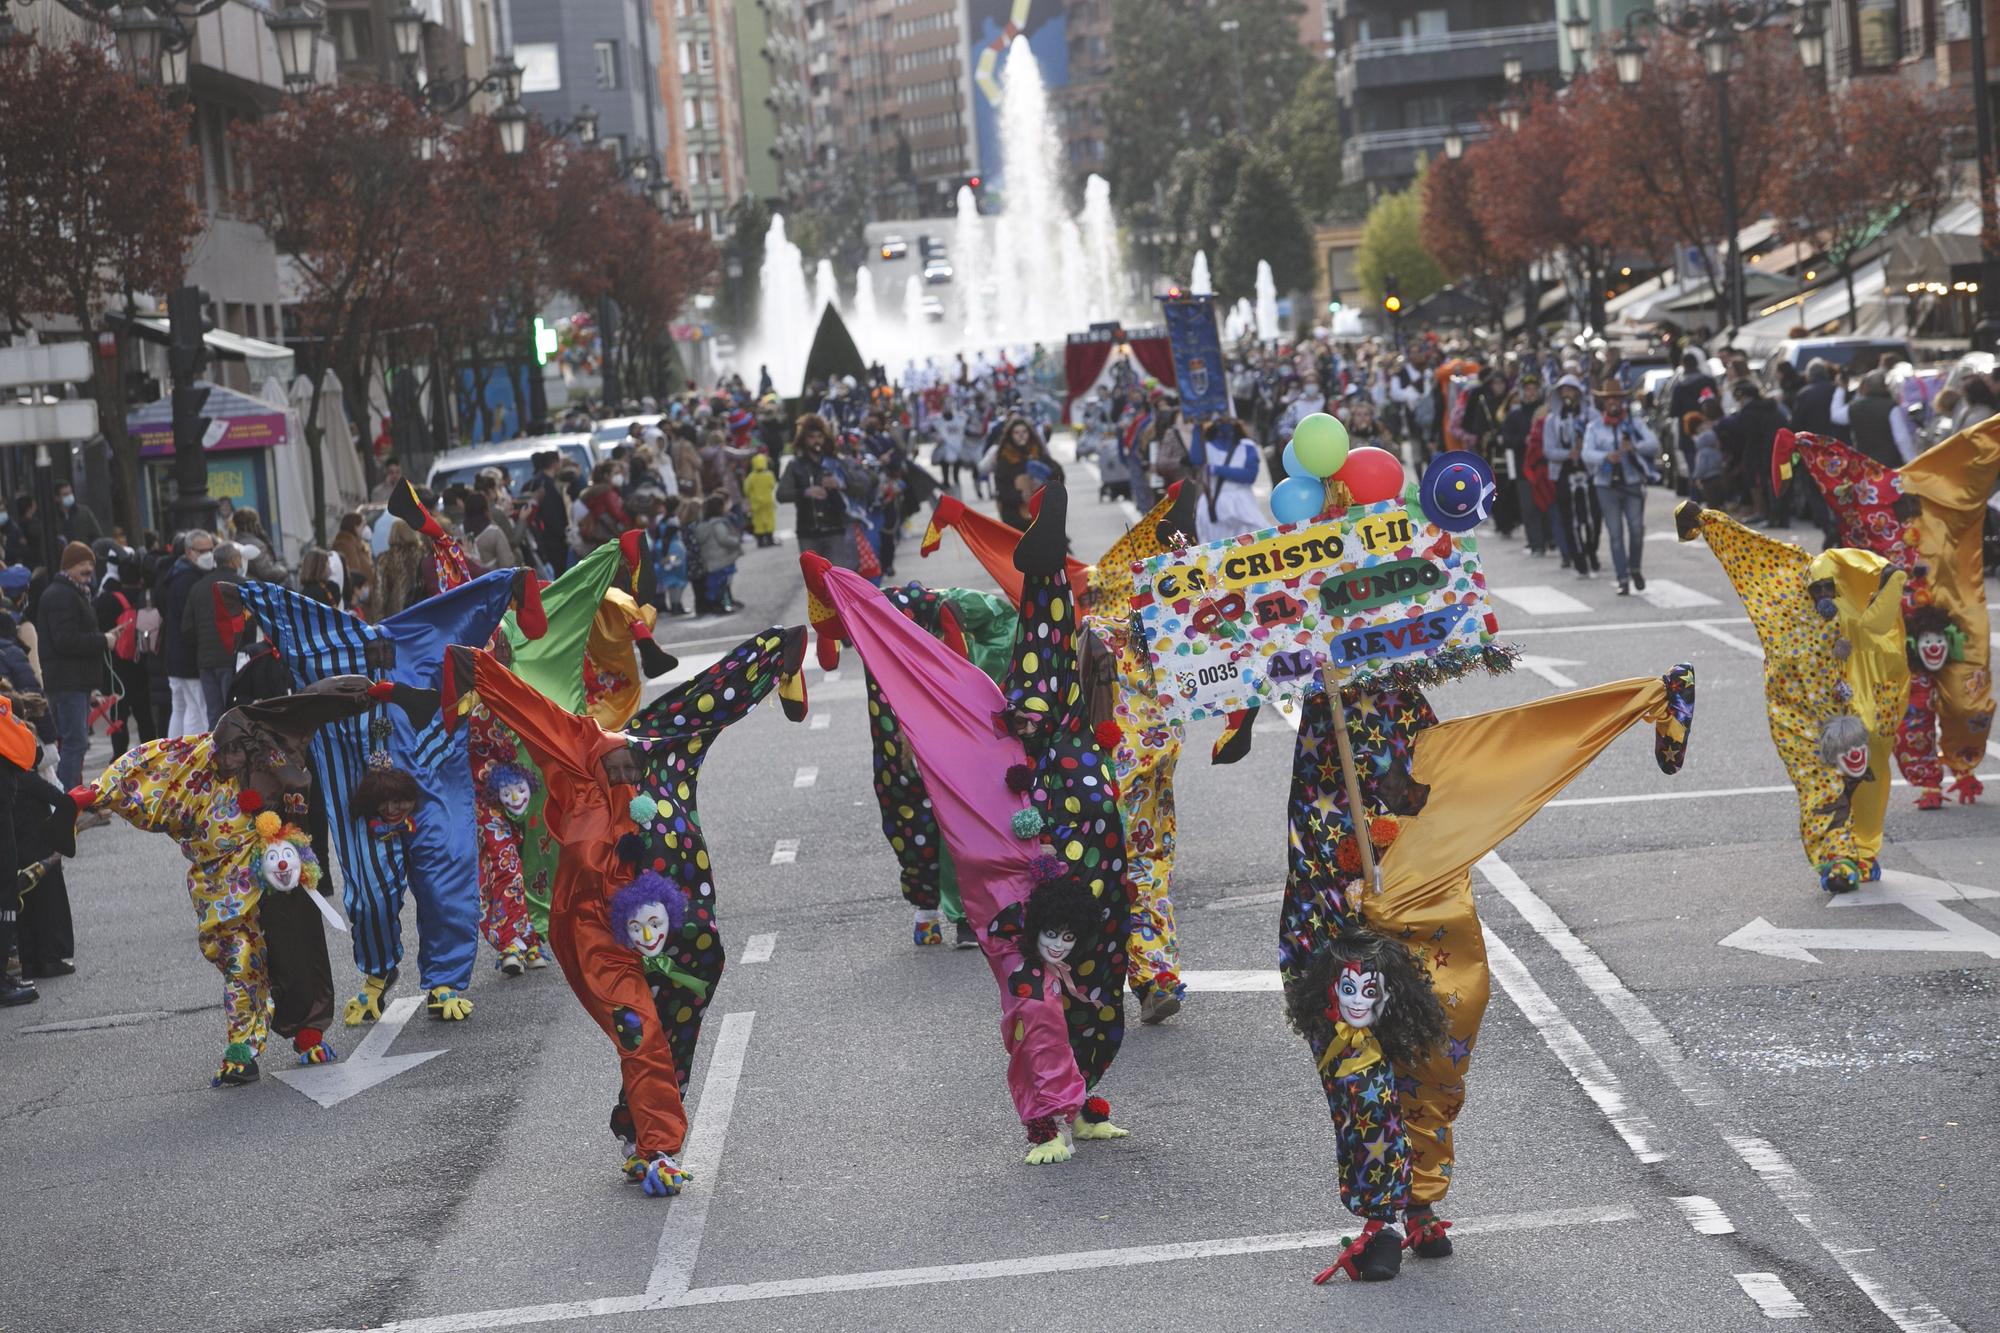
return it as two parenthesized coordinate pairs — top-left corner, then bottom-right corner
(238, 572), (522, 994)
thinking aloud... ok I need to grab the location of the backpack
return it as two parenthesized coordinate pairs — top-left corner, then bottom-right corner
(109, 590), (139, 661)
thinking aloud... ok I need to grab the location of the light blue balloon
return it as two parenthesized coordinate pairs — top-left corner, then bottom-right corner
(1270, 475), (1326, 526)
(1282, 439), (1305, 479)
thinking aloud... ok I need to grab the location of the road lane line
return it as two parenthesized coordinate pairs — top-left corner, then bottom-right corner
(1479, 852), (1964, 1333)
(1671, 1195), (1737, 1235)
(1545, 772), (2000, 809)
(1685, 620), (1765, 657)
(1201, 890), (1285, 912)
(770, 839), (800, 864)
(793, 766), (819, 788)
(810, 713), (830, 730)
(740, 933), (777, 964)
(661, 1203), (1641, 1309)
(1736, 1272), (1811, 1319)
(648, 1011), (757, 1299)
(1483, 927), (1665, 1165)
(1510, 615), (1750, 637)
(1634, 578), (1720, 609)
(1490, 585), (1593, 616)
(1179, 969), (1281, 991)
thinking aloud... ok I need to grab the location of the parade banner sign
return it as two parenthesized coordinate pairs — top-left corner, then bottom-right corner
(1158, 295), (1229, 417)
(1129, 499), (1505, 721)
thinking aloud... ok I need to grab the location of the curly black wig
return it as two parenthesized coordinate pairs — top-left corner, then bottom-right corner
(1903, 604), (1959, 674)
(353, 766), (424, 818)
(1020, 873), (1104, 965)
(1283, 924), (1449, 1069)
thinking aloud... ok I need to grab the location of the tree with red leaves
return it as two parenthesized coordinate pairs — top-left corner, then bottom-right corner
(1768, 77), (1959, 331)
(232, 84), (436, 539)
(1419, 150), (1524, 332)
(1570, 31), (1814, 326)
(0, 39), (203, 537)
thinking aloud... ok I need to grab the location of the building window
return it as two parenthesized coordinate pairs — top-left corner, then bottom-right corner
(594, 39), (621, 89)
(679, 41), (692, 74)
(517, 41), (560, 92)
(684, 96), (701, 128)
(603, 132), (626, 163)
(1853, 0), (1901, 67)
(328, 7), (373, 64)
(697, 40), (713, 70)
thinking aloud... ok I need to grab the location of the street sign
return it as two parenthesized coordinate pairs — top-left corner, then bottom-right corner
(0, 342), (91, 389)
(1718, 869), (2000, 963)
(273, 994), (445, 1107)
(0, 400), (99, 446)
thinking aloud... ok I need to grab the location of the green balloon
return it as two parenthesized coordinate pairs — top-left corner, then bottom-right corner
(1291, 412), (1350, 478)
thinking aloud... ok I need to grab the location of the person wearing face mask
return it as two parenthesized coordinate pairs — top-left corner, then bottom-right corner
(34, 543), (114, 801)
(53, 482), (101, 547)
(158, 531), (215, 736)
(1581, 381), (1660, 595)
(578, 460), (634, 551)
(183, 541), (246, 730)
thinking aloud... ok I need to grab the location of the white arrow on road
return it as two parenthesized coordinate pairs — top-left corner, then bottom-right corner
(1718, 869), (2000, 964)
(273, 995), (445, 1107)
(1516, 655), (1586, 689)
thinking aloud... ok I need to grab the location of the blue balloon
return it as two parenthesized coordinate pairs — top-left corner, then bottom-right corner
(1270, 475), (1326, 526)
(1282, 439), (1305, 479)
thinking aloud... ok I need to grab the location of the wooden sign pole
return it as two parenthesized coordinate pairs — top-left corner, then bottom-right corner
(1320, 662), (1379, 894)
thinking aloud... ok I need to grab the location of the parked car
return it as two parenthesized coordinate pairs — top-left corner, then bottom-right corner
(879, 235), (908, 261)
(591, 415), (664, 453)
(1766, 337), (1913, 382)
(923, 259), (954, 285)
(427, 433), (595, 493)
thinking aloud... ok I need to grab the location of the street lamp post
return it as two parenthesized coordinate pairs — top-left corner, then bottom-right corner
(1609, 1), (1829, 332)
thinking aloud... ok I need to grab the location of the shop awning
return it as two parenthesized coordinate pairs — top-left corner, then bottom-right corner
(112, 315), (296, 381)
(125, 380), (292, 457)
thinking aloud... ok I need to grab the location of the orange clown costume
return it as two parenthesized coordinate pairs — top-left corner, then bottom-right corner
(1677, 502), (1908, 891)
(1779, 417), (2000, 805)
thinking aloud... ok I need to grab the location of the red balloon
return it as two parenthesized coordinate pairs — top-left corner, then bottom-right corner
(1334, 446), (1405, 504)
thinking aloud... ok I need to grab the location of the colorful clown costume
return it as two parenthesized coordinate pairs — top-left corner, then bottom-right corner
(1283, 668), (1694, 1272)
(1678, 502), (1908, 891)
(451, 625), (804, 1191)
(236, 569), (541, 1023)
(1783, 418), (2000, 804)
(810, 483), (1131, 1162)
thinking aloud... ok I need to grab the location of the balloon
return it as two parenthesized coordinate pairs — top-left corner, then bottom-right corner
(1418, 450), (1497, 533)
(1291, 413), (1350, 478)
(1334, 446), (1405, 505)
(1281, 439), (1304, 479)
(1270, 475), (1327, 526)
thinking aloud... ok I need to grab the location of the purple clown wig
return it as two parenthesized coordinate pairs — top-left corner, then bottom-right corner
(608, 870), (688, 948)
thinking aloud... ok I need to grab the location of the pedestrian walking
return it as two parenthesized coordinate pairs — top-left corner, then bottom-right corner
(1583, 381), (1660, 596)
(36, 542), (111, 796)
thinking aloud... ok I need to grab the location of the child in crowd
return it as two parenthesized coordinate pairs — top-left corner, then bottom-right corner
(745, 454), (778, 548)
(650, 503), (690, 618)
(693, 492), (742, 616)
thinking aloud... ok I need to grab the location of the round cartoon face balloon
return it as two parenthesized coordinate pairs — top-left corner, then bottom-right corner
(1418, 451), (1497, 533)
(1916, 629), (1951, 674)
(497, 775), (533, 818)
(260, 839), (304, 892)
(625, 900), (675, 957)
(1335, 964), (1385, 1028)
(1037, 927), (1077, 965)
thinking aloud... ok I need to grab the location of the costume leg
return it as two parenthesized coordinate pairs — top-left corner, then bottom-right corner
(868, 673), (943, 916)
(262, 887), (336, 1057)
(407, 765), (481, 995)
(628, 627), (803, 751)
(551, 900), (688, 1157)
(1118, 732), (1182, 1001)
(1316, 1053), (1414, 1222)
(938, 846), (966, 925)
(475, 802), (534, 955)
(197, 917), (271, 1059)
(1894, 676), (1945, 804)
(654, 892), (724, 1092)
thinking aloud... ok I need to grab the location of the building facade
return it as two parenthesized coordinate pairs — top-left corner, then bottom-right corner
(732, 0), (817, 203)
(509, 0), (665, 174)
(1056, 0), (1110, 180)
(656, 0), (749, 233)
(1330, 0), (1559, 195)
(821, 0), (974, 219)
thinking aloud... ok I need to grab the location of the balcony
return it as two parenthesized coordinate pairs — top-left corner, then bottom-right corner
(1341, 121), (1483, 186)
(1334, 21), (1558, 97)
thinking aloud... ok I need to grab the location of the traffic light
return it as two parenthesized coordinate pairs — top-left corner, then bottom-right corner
(166, 285), (211, 458)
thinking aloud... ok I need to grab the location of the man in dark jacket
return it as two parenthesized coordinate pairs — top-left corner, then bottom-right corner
(157, 529), (213, 737)
(183, 541), (245, 730)
(35, 542), (111, 795)
(523, 450), (572, 576)
(1789, 359), (1844, 442)
(1717, 382), (1791, 527)
(776, 415), (857, 569)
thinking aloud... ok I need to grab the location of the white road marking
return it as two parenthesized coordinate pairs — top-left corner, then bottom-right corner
(820, 668), (842, 683)
(1516, 654), (1584, 689)
(770, 839), (800, 865)
(1484, 927), (1665, 1165)
(1719, 869), (2000, 964)
(273, 995), (444, 1109)
(809, 713), (830, 731)
(655, 650), (727, 688)
(305, 1204), (1643, 1331)
(1510, 614), (1751, 637)
(1685, 620), (1765, 657)
(1178, 969), (1282, 991)
(1671, 1195), (1737, 1236)
(793, 766), (819, 788)
(1478, 852), (1964, 1333)
(740, 933), (777, 964)
(1736, 1272), (1811, 1320)
(1634, 577), (1720, 609)
(648, 1011), (758, 1299)
(1489, 584), (1592, 616)
(1548, 772), (2000, 809)
(1202, 889), (1285, 912)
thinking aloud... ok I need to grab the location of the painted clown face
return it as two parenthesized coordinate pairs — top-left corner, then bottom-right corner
(496, 776), (532, 818)
(1037, 927), (1077, 965)
(1916, 630), (1951, 674)
(1335, 965), (1385, 1028)
(260, 840), (304, 892)
(624, 900), (676, 957)
(1837, 743), (1870, 779)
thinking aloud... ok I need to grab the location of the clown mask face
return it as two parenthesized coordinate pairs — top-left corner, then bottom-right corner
(261, 840), (304, 892)
(376, 798), (415, 823)
(625, 901), (675, 957)
(1916, 630), (1951, 674)
(1837, 744), (1870, 779)
(496, 777), (532, 818)
(1037, 928), (1077, 965)
(1335, 965), (1385, 1028)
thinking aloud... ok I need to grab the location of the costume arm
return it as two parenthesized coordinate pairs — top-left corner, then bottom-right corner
(627, 626), (801, 746)
(505, 536), (629, 708)
(468, 650), (609, 788)
(236, 580), (374, 683)
(89, 737), (214, 837)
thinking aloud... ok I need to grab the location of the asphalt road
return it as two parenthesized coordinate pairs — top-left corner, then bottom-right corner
(3, 441), (1995, 1333)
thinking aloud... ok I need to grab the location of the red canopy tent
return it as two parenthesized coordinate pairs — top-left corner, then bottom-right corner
(1063, 323), (1175, 423)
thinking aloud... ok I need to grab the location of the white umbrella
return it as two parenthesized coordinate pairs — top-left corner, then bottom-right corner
(259, 375), (312, 566)
(288, 372), (370, 544)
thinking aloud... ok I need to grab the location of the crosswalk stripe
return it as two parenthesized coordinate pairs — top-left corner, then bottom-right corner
(1489, 585), (1592, 616)
(1633, 578), (1719, 609)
